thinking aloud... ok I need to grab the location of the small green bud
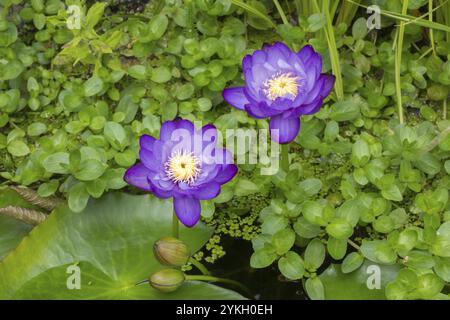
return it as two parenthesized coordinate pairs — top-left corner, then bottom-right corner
(153, 237), (190, 267)
(149, 269), (185, 293)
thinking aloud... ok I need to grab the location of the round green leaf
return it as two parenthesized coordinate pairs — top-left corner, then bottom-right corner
(341, 252), (364, 274)
(151, 66), (172, 83)
(83, 76), (104, 97)
(305, 277), (324, 300)
(272, 228), (295, 255)
(250, 247), (277, 269)
(360, 240), (397, 265)
(305, 239), (326, 271)
(73, 159), (107, 181)
(7, 140), (30, 157)
(68, 183), (89, 213)
(293, 217), (321, 239)
(43, 152), (70, 174)
(278, 251), (304, 280)
(27, 122), (47, 137)
(327, 237), (347, 260)
(326, 218), (353, 240)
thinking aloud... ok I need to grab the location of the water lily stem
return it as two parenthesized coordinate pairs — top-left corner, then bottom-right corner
(185, 275), (251, 296)
(172, 211), (179, 238)
(281, 143), (290, 172)
(189, 258), (210, 275)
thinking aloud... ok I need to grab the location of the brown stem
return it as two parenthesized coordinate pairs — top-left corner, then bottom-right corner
(0, 206), (47, 225)
(10, 186), (63, 212)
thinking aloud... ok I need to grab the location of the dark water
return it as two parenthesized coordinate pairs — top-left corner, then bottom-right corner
(208, 237), (308, 300)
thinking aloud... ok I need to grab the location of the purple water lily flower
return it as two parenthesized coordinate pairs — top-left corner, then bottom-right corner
(223, 42), (335, 144)
(124, 119), (237, 228)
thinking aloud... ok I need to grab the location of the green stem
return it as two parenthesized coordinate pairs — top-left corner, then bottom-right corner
(395, 0), (409, 125)
(444, 99), (447, 120)
(273, 0), (289, 25)
(418, 47), (433, 60)
(189, 258), (210, 275)
(281, 143), (290, 172)
(347, 239), (361, 250)
(172, 211), (179, 238)
(315, 0), (344, 101)
(185, 275), (251, 296)
(429, 0), (437, 56)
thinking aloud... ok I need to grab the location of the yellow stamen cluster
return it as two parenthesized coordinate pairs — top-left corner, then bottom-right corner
(165, 150), (201, 184)
(263, 72), (300, 101)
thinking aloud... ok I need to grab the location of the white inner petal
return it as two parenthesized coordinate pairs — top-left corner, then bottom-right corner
(164, 150), (201, 184)
(263, 72), (300, 101)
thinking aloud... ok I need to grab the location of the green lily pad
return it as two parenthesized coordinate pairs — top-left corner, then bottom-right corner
(0, 193), (243, 300)
(319, 260), (400, 300)
(12, 262), (241, 299)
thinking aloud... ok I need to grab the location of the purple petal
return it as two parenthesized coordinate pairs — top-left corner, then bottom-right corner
(303, 54), (322, 91)
(249, 50), (267, 66)
(148, 173), (175, 191)
(223, 87), (249, 110)
(215, 164), (238, 184)
(303, 75), (326, 104)
(266, 49), (290, 71)
(174, 119), (195, 132)
(242, 54), (253, 73)
(140, 134), (156, 150)
(149, 185), (173, 199)
(139, 147), (161, 170)
(250, 63), (271, 88)
(160, 119), (196, 146)
(269, 97), (297, 111)
(192, 182), (221, 200)
(245, 102), (282, 119)
(298, 45), (323, 91)
(173, 196), (201, 227)
(297, 45), (314, 64)
(193, 163), (220, 185)
(150, 139), (174, 165)
(308, 52), (322, 78)
(319, 74), (335, 97)
(202, 124), (217, 144)
(243, 52), (266, 91)
(270, 115), (301, 144)
(160, 121), (177, 141)
(124, 163), (151, 191)
(301, 98), (323, 115)
(264, 42), (292, 59)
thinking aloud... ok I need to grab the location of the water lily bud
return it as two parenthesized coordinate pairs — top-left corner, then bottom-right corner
(149, 269), (185, 293)
(153, 237), (190, 266)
